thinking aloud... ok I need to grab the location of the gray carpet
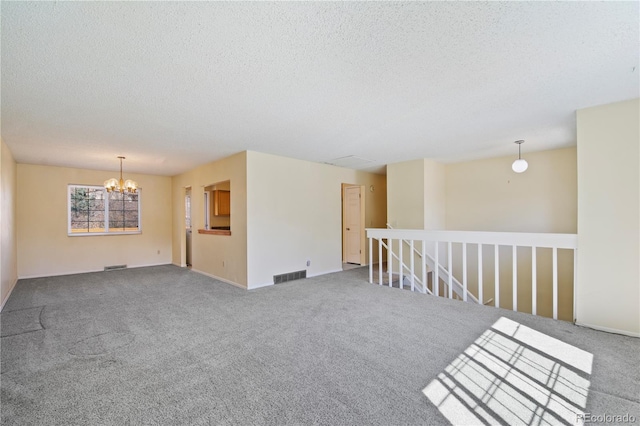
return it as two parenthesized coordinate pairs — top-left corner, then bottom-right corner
(1, 265), (638, 425)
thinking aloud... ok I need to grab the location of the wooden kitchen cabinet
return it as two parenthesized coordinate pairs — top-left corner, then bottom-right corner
(212, 190), (230, 216)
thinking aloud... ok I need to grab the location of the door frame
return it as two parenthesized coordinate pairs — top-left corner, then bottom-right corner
(181, 186), (192, 268)
(341, 183), (366, 265)
(185, 187), (192, 267)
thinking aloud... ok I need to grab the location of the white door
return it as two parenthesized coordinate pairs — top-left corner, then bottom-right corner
(344, 186), (361, 264)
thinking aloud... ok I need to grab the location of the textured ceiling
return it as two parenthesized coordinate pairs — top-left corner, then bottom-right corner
(2, 2), (638, 176)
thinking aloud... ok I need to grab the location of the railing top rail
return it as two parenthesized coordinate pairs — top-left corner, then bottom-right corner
(366, 228), (577, 249)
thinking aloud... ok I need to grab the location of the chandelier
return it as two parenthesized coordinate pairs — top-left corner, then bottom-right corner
(104, 156), (138, 193)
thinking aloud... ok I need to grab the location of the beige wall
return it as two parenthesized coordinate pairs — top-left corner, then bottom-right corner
(576, 98), (640, 336)
(17, 164), (172, 278)
(446, 147), (577, 233)
(246, 151), (386, 289)
(424, 159), (446, 230)
(1, 140), (18, 309)
(387, 158), (446, 231)
(387, 159), (425, 229)
(445, 148), (577, 321)
(171, 152), (248, 287)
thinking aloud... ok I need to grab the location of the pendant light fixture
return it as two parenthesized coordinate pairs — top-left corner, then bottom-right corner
(104, 156), (138, 193)
(511, 140), (528, 173)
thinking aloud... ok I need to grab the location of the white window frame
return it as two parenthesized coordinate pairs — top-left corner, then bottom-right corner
(68, 184), (142, 236)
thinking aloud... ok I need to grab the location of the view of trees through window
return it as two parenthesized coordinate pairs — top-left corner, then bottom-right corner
(69, 185), (140, 234)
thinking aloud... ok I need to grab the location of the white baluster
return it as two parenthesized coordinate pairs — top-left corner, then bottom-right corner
(378, 238), (382, 286)
(462, 242), (468, 302)
(553, 247), (558, 320)
(434, 241), (439, 297)
(448, 242), (453, 299)
(421, 239), (427, 294)
(512, 245), (517, 312)
(388, 238), (392, 287)
(532, 246), (537, 315)
(410, 240), (415, 291)
(478, 244), (483, 305)
(495, 245), (500, 308)
(399, 240), (404, 289)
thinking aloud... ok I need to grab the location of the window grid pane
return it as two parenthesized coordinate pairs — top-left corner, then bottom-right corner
(69, 185), (140, 235)
(109, 192), (139, 232)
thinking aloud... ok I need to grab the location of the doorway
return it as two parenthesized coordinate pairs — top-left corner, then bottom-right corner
(185, 187), (192, 267)
(342, 184), (365, 265)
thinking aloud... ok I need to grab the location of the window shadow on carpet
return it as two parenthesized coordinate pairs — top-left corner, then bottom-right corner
(423, 317), (593, 425)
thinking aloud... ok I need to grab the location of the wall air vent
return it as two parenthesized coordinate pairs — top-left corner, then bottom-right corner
(104, 265), (127, 271)
(273, 270), (307, 284)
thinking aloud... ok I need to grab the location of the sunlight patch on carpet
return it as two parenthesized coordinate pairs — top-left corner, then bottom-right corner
(423, 317), (592, 425)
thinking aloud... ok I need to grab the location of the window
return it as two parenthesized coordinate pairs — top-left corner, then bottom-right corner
(68, 185), (141, 235)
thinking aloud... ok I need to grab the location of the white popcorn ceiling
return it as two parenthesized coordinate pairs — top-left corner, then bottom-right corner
(2, 1), (638, 176)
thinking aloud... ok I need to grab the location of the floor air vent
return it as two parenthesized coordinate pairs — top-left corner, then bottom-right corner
(104, 265), (127, 271)
(274, 270), (306, 284)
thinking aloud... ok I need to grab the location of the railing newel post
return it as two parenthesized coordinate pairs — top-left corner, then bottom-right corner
(369, 237), (373, 284)
(573, 248), (578, 323)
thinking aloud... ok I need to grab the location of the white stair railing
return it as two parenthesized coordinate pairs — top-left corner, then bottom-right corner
(367, 228), (578, 320)
(386, 224), (481, 303)
(375, 237), (430, 294)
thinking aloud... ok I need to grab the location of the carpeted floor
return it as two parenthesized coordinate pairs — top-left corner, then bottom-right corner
(1, 265), (638, 425)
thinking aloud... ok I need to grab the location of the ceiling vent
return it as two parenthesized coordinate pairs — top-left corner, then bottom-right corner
(325, 155), (375, 168)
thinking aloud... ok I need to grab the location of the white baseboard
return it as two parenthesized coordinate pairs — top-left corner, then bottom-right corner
(0, 277), (18, 312)
(575, 321), (640, 338)
(309, 268), (343, 278)
(191, 268), (247, 290)
(127, 262), (172, 270)
(248, 281), (273, 290)
(19, 268), (103, 279)
(18, 263), (171, 280)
